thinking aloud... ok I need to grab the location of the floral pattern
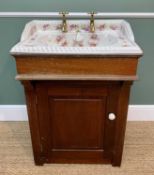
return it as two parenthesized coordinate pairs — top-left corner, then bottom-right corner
(11, 20), (143, 56)
(24, 22), (123, 40)
(69, 24), (79, 31)
(23, 32), (132, 48)
(20, 21), (134, 48)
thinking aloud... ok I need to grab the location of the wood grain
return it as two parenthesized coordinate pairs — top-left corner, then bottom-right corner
(15, 56), (139, 76)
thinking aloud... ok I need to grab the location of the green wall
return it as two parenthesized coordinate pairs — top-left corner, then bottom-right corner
(0, 0), (154, 12)
(0, 1), (154, 104)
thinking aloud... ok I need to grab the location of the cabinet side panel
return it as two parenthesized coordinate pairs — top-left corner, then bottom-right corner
(112, 82), (131, 166)
(22, 81), (44, 165)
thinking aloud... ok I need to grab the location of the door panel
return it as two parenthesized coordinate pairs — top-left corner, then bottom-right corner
(50, 98), (106, 149)
(36, 81), (112, 162)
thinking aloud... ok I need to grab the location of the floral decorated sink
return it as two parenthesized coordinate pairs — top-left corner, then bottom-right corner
(10, 20), (143, 55)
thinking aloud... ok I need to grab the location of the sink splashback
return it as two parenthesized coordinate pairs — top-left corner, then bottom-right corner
(10, 20), (143, 56)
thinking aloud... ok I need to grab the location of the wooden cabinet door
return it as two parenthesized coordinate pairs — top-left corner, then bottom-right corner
(36, 81), (115, 163)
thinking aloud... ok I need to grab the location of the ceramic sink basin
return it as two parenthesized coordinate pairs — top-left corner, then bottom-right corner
(10, 20), (143, 55)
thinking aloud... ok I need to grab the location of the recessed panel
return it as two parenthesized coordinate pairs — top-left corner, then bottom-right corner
(49, 98), (106, 149)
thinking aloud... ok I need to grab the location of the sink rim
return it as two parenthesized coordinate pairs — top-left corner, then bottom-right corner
(10, 19), (143, 56)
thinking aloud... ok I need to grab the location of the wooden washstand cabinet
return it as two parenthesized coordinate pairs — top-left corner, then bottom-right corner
(11, 19), (143, 166)
(12, 54), (142, 166)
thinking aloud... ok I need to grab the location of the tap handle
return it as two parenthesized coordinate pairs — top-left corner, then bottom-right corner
(59, 12), (69, 17)
(88, 11), (97, 17)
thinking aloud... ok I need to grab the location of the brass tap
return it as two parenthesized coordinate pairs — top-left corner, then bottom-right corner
(88, 12), (96, 33)
(59, 12), (68, 32)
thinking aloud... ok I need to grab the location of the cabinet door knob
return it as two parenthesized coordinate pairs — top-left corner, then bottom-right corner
(108, 113), (116, 120)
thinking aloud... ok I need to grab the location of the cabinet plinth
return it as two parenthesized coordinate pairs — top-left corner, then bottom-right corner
(13, 55), (140, 166)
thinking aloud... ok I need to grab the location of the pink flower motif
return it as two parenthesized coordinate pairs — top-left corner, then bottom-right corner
(43, 24), (50, 30)
(61, 41), (68, 47)
(56, 35), (65, 43)
(56, 24), (62, 30)
(98, 24), (105, 31)
(91, 34), (98, 40)
(110, 24), (119, 30)
(69, 24), (79, 31)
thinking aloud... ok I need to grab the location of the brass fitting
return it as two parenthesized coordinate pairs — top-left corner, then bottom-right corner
(59, 12), (69, 32)
(88, 12), (96, 33)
